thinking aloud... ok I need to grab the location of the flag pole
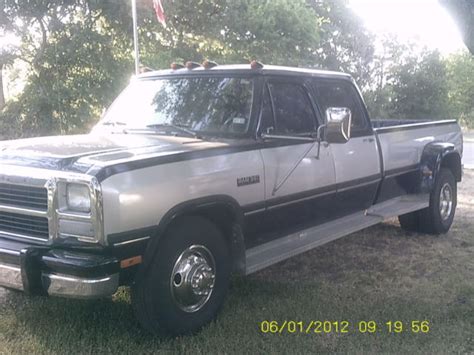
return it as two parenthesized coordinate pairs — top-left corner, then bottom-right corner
(132, 0), (140, 75)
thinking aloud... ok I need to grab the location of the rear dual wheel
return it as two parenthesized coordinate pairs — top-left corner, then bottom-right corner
(399, 168), (457, 234)
(132, 216), (231, 335)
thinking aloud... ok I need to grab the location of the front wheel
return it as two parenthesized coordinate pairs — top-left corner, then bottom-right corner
(132, 216), (231, 335)
(399, 168), (457, 234)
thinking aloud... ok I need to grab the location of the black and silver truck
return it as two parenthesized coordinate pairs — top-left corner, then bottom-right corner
(0, 63), (463, 334)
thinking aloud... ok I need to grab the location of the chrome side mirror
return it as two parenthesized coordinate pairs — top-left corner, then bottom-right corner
(325, 107), (352, 144)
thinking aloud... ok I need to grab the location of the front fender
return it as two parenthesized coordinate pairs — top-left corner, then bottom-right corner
(142, 195), (246, 275)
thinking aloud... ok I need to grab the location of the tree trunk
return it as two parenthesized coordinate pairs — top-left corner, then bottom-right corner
(0, 64), (5, 111)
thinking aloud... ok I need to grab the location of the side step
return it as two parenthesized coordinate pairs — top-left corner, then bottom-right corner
(245, 194), (429, 274)
(365, 194), (429, 219)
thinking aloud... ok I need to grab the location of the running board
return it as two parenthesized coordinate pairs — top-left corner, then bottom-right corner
(245, 194), (429, 274)
(365, 194), (429, 219)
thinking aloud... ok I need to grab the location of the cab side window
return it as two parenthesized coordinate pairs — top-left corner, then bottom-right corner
(316, 79), (368, 133)
(258, 86), (275, 134)
(267, 82), (316, 135)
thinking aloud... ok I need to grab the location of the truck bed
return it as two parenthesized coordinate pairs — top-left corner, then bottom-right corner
(372, 120), (462, 175)
(372, 118), (462, 203)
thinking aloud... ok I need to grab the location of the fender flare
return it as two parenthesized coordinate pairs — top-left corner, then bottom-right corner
(419, 142), (462, 193)
(142, 194), (247, 275)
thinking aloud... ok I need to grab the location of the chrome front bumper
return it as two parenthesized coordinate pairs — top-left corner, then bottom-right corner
(0, 239), (120, 299)
(0, 262), (23, 290)
(0, 263), (119, 298)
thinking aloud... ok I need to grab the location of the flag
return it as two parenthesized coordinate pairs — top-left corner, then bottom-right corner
(153, 0), (166, 27)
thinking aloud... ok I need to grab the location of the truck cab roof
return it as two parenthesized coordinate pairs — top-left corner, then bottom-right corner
(137, 64), (353, 80)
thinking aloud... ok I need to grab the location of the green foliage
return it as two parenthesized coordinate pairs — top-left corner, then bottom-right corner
(309, 0), (375, 88)
(363, 37), (470, 123)
(363, 86), (393, 120)
(446, 52), (474, 128)
(12, 27), (130, 136)
(0, 1), (133, 137)
(0, 0), (473, 139)
(217, 0), (320, 64)
(2, 0), (378, 139)
(388, 50), (449, 120)
(365, 38), (462, 120)
(136, 0), (321, 66)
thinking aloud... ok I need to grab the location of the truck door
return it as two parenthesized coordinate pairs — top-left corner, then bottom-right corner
(253, 78), (337, 242)
(314, 78), (381, 216)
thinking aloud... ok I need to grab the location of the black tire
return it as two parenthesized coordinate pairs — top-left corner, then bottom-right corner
(398, 168), (457, 235)
(132, 216), (231, 335)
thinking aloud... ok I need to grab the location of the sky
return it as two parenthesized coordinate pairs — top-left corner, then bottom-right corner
(348, 0), (466, 54)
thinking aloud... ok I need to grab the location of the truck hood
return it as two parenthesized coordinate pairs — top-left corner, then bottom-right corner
(0, 133), (236, 175)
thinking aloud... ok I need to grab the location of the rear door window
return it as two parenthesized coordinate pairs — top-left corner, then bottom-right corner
(266, 82), (317, 135)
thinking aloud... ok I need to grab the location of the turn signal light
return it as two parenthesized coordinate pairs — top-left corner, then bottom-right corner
(120, 256), (143, 269)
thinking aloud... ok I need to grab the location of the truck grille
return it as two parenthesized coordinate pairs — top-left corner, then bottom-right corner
(0, 182), (49, 241)
(0, 211), (49, 240)
(0, 183), (48, 211)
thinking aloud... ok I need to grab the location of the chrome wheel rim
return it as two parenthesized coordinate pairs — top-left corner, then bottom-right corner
(439, 183), (453, 221)
(170, 245), (216, 313)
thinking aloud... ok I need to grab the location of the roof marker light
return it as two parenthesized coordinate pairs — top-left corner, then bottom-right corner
(202, 60), (218, 69)
(250, 60), (264, 69)
(185, 61), (201, 70)
(170, 63), (185, 70)
(139, 66), (154, 73)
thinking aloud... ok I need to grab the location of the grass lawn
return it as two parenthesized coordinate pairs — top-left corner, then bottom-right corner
(1, 172), (473, 354)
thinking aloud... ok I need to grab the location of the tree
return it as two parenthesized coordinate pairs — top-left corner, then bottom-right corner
(388, 50), (449, 120)
(363, 34), (452, 121)
(0, 1), (133, 137)
(134, 0), (321, 67)
(308, 0), (375, 89)
(0, 50), (16, 111)
(1, 0), (378, 139)
(132, 0), (375, 85)
(0, 10), (19, 111)
(446, 52), (474, 127)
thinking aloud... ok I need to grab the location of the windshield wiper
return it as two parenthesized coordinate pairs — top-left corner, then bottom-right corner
(145, 123), (201, 139)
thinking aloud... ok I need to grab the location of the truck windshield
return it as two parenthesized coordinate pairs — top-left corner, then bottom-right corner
(95, 76), (254, 137)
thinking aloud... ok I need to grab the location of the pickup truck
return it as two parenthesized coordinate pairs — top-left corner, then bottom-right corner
(0, 62), (463, 335)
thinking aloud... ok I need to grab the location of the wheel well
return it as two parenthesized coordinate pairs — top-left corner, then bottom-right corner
(168, 204), (246, 275)
(441, 153), (462, 182)
(192, 205), (236, 241)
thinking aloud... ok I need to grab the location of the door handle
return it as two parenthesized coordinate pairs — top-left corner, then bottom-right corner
(363, 137), (375, 143)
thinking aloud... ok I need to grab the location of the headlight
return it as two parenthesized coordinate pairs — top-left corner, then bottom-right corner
(66, 184), (91, 213)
